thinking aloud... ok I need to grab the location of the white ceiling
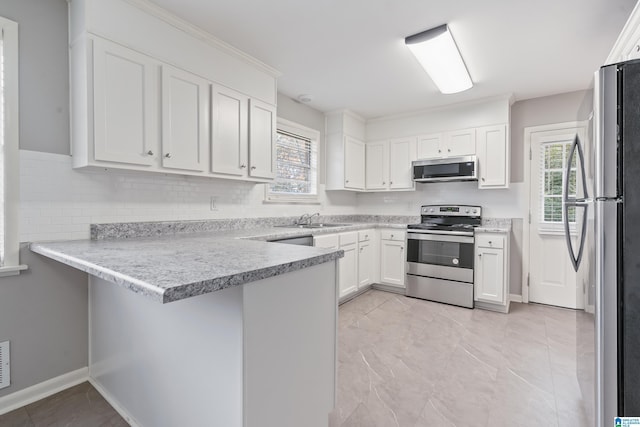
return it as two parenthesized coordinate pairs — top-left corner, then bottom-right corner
(148, 0), (636, 119)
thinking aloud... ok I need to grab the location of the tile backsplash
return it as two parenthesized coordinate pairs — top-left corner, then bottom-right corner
(19, 150), (357, 242)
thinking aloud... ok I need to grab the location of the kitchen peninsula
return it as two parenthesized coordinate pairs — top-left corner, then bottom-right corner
(30, 221), (346, 427)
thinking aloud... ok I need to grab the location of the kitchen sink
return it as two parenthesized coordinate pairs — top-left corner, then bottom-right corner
(274, 223), (351, 229)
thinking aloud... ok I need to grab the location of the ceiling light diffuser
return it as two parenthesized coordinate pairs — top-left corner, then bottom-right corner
(405, 24), (473, 94)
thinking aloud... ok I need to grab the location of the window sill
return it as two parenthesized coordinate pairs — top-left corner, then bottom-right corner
(0, 264), (28, 277)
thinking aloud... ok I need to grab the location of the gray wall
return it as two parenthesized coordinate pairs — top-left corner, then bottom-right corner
(0, 247), (88, 399)
(1, 0), (70, 155)
(511, 89), (592, 183)
(0, 0), (88, 399)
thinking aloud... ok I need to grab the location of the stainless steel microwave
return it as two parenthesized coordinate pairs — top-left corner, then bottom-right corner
(412, 155), (478, 183)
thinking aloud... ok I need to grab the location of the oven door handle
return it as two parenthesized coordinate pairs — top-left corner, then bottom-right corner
(407, 233), (474, 244)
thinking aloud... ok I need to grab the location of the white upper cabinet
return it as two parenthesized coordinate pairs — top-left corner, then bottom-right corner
(365, 141), (387, 190)
(92, 38), (158, 167)
(248, 99), (276, 180)
(326, 111), (367, 191)
(477, 124), (510, 189)
(364, 138), (415, 192)
(388, 137), (416, 189)
(446, 128), (476, 157)
(344, 137), (366, 190)
(210, 85), (248, 176)
(416, 133), (442, 160)
(161, 64), (209, 172)
(416, 128), (475, 159)
(69, 0), (278, 182)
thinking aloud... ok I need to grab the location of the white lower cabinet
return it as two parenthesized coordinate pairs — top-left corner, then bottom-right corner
(338, 232), (359, 298)
(474, 232), (510, 313)
(379, 229), (406, 288)
(315, 229), (378, 300)
(358, 231), (374, 288)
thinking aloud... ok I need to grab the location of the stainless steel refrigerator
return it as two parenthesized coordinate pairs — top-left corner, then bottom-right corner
(564, 59), (640, 427)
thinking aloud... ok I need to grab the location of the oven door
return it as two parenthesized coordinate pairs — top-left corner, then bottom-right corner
(406, 232), (474, 283)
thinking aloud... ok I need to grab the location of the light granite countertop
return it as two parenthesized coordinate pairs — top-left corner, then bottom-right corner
(30, 221), (409, 304)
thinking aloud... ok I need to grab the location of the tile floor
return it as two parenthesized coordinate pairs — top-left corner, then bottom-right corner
(0, 289), (588, 427)
(0, 382), (126, 426)
(330, 290), (590, 427)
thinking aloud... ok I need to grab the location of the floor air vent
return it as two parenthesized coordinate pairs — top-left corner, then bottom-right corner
(0, 341), (9, 389)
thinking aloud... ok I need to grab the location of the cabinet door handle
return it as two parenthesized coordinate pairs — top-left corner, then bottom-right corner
(345, 180), (349, 183)
(365, 235), (368, 239)
(251, 166), (257, 170)
(479, 254), (482, 257)
(360, 247), (363, 252)
(438, 149), (442, 153)
(482, 177), (486, 182)
(165, 153), (172, 158)
(400, 246), (404, 251)
(146, 150), (154, 156)
(489, 241), (492, 245)
(390, 181), (393, 185)
(240, 164), (247, 169)
(448, 148), (451, 152)
(382, 181), (385, 185)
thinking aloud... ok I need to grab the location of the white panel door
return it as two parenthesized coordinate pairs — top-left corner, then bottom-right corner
(475, 247), (505, 303)
(388, 137), (416, 190)
(93, 38), (158, 166)
(339, 243), (358, 298)
(161, 64), (208, 172)
(344, 136), (365, 190)
(211, 84), (248, 176)
(529, 127), (586, 309)
(477, 124), (508, 188)
(380, 240), (405, 287)
(358, 240), (373, 288)
(446, 128), (476, 157)
(248, 99), (276, 179)
(365, 141), (387, 190)
(416, 133), (442, 159)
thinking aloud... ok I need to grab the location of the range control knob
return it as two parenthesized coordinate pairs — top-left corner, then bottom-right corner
(465, 209), (470, 214)
(473, 209), (478, 214)
(429, 208), (434, 213)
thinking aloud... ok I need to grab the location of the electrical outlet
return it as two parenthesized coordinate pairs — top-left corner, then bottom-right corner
(210, 196), (218, 211)
(0, 341), (10, 389)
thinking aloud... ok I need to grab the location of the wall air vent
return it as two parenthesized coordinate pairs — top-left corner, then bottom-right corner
(0, 341), (10, 389)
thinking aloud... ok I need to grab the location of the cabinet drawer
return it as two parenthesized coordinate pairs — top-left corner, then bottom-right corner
(358, 230), (373, 242)
(314, 233), (339, 249)
(339, 231), (358, 246)
(475, 233), (505, 249)
(380, 230), (405, 241)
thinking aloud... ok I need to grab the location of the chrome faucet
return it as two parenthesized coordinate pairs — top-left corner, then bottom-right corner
(296, 212), (320, 225)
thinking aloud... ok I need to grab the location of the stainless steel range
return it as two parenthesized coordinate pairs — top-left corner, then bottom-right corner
(406, 205), (481, 308)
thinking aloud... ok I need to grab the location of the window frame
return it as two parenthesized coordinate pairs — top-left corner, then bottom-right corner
(537, 138), (578, 236)
(0, 16), (26, 276)
(265, 118), (320, 204)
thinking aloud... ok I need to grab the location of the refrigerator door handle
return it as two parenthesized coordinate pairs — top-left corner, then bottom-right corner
(563, 135), (589, 272)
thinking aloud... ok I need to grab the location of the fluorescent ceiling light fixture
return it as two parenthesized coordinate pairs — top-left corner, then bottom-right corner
(405, 24), (473, 94)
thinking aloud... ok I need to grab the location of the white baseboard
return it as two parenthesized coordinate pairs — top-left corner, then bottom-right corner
(510, 293), (523, 303)
(0, 367), (88, 416)
(88, 377), (140, 427)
